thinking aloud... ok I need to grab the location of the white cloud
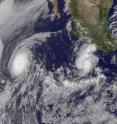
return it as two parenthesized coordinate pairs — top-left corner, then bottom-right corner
(7, 32), (51, 78)
(0, 39), (4, 62)
(75, 44), (98, 76)
(0, 0), (49, 41)
(0, 0), (50, 72)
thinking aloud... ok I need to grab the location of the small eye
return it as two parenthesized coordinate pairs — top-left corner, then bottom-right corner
(10, 52), (30, 77)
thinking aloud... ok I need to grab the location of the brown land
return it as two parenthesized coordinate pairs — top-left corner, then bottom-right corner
(69, 0), (117, 51)
(53, 0), (60, 17)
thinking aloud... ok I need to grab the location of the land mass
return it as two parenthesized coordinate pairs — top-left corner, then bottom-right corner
(53, 0), (60, 18)
(69, 0), (117, 52)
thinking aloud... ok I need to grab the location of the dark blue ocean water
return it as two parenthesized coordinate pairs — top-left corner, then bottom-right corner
(33, 0), (75, 72)
(34, 0), (117, 122)
(34, 0), (117, 79)
(34, 0), (69, 32)
(99, 0), (117, 81)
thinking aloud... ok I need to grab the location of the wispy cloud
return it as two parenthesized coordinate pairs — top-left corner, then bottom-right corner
(0, 0), (49, 72)
(0, 0), (49, 42)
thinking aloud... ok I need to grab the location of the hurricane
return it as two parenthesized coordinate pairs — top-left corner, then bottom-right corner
(0, 0), (117, 124)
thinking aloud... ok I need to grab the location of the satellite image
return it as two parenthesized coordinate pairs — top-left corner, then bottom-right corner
(0, 0), (117, 124)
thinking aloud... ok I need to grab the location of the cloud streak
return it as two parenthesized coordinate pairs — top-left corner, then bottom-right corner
(0, 0), (49, 75)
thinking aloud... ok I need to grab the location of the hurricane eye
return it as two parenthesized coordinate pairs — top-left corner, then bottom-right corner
(10, 52), (30, 77)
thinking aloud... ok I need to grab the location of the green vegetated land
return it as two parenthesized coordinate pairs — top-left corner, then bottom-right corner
(69, 0), (117, 52)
